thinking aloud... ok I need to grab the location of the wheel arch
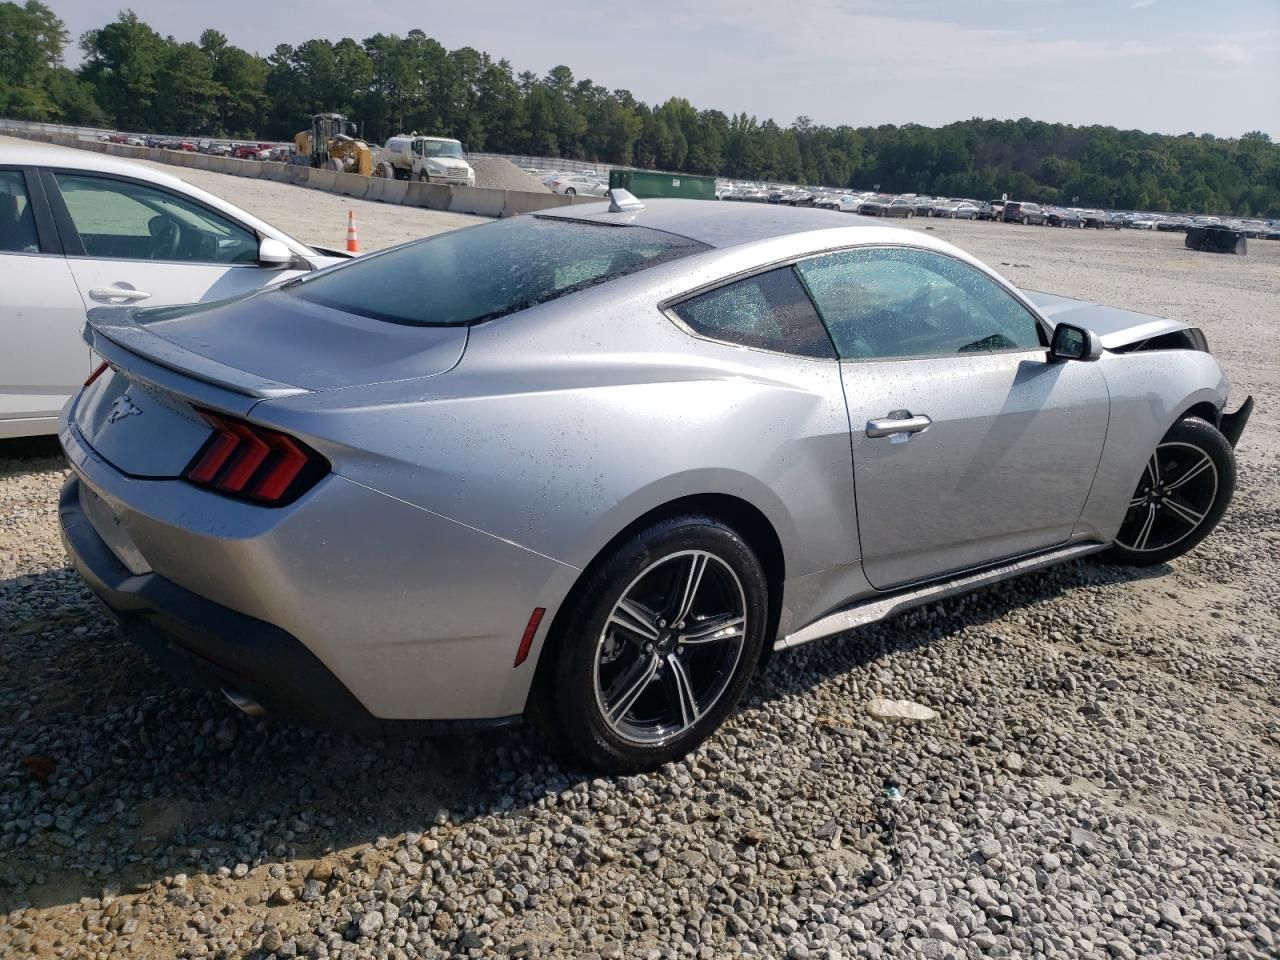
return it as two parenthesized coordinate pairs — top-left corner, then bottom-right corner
(1175, 399), (1222, 431)
(530, 492), (787, 704)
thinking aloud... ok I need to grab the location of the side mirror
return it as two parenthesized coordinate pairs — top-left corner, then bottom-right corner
(1050, 322), (1103, 362)
(258, 237), (293, 268)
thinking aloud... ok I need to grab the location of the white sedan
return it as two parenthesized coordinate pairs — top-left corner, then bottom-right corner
(547, 174), (609, 198)
(0, 142), (347, 439)
(814, 194), (860, 212)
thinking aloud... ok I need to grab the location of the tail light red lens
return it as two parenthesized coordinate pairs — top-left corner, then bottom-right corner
(85, 361), (110, 386)
(183, 410), (328, 506)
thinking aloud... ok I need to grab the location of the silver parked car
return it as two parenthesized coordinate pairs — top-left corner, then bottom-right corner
(0, 143), (348, 438)
(58, 196), (1252, 772)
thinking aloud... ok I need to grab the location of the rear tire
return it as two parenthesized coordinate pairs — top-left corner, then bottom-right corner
(1102, 417), (1235, 567)
(537, 515), (769, 773)
(565, 187), (576, 196)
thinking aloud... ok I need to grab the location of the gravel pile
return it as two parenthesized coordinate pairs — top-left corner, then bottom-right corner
(472, 158), (551, 194)
(0, 228), (1276, 960)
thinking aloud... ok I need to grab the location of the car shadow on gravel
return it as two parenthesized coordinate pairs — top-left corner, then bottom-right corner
(0, 556), (1168, 912)
(0, 436), (64, 475)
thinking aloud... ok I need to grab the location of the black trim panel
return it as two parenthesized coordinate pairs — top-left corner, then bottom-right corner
(1220, 395), (1253, 448)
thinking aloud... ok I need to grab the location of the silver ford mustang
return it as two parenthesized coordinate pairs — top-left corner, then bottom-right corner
(58, 195), (1252, 772)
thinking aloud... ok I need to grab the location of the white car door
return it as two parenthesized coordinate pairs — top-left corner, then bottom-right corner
(0, 167), (91, 437)
(45, 169), (307, 318)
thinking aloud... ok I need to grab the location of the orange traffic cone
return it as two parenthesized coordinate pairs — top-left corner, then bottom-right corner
(345, 210), (359, 253)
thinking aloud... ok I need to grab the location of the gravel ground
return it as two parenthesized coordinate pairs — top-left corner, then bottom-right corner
(0, 207), (1277, 959)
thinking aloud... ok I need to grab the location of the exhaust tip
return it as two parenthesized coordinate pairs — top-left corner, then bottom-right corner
(222, 688), (267, 718)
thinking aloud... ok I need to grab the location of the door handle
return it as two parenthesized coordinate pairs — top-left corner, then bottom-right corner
(866, 412), (932, 438)
(89, 287), (151, 303)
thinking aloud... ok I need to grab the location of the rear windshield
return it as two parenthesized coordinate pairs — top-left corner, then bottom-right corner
(290, 216), (709, 327)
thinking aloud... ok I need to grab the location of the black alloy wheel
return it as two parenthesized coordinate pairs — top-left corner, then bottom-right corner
(1104, 417), (1235, 566)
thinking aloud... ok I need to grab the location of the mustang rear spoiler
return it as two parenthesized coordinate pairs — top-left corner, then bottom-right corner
(84, 307), (306, 401)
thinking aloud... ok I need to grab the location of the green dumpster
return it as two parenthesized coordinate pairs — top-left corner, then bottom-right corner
(608, 169), (717, 201)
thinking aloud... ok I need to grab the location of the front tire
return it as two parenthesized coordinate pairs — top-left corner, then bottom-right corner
(1102, 417), (1235, 567)
(540, 515), (769, 772)
(565, 187), (576, 196)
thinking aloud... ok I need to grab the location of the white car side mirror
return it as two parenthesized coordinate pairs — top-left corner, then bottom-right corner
(258, 237), (293, 268)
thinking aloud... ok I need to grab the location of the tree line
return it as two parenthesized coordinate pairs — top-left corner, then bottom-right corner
(2, 2), (1278, 216)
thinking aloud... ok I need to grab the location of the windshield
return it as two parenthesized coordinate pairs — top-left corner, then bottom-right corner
(290, 216), (709, 327)
(423, 140), (465, 159)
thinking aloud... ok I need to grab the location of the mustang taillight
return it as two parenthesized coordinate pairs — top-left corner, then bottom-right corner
(183, 410), (328, 506)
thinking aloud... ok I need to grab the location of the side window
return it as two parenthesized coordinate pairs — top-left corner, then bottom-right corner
(0, 170), (39, 254)
(796, 247), (1044, 360)
(53, 173), (259, 265)
(672, 267), (835, 359)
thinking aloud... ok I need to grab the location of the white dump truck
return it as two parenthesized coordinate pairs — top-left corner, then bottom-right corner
(376, 135), (476, 185)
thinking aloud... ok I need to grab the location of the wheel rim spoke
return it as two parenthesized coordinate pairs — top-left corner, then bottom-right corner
(666, 553), (709, 625)
(1132, 504), (1158, 550)
(605, 654), (659, 725)
(1163, 496), (1205, 527)
(608, 598), (660, 643)
(663, 653), (700, 728)
(678, 613), (745, 646)
(1164, 454), (1212, 491)
(1146, 454), (1162, 487)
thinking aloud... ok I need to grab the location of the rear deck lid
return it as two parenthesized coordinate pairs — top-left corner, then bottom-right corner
(89, 288), (469, 395)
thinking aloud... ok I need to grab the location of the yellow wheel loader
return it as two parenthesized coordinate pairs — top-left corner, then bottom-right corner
(291, 113), (374, 176)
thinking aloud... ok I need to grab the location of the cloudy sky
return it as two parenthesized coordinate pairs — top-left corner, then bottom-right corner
(53, 0), (1280, 138)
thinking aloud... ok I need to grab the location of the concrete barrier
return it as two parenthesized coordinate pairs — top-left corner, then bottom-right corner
(501, 191), (574, 217)
(379, 180), (409, 205)
(225, 158), (261, 179)
(402, 181), (453, 210)
(448, 186), (508, 218)
(259, 162), (287, 183)
(284, 164), (310, 186)
(191, 152), (211, 170)
(307, 168), (337, 191)
(333, 171), (369, 199)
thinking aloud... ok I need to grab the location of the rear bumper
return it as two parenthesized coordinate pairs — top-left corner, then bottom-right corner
(59, 475), (523, 733)
(60, 475), (374, 731)
(1221, 395), (1253, 448)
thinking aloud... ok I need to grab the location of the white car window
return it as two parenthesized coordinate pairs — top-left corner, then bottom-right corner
(0, 170), (39, 254)
(54, 173), (259, 265)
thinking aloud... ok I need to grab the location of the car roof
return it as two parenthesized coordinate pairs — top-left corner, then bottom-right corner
(542, 198), (885, 249)
(1, 140), (205, 190)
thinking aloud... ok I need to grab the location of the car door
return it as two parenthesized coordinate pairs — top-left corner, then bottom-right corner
(0, 166), (92, 436)
(42, 169), (301, 314)
(796, 245), (1109, 590)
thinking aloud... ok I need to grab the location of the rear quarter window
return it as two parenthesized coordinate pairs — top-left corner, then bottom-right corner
(672, 267), (836, 359)
(291, 216), (708, 326)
